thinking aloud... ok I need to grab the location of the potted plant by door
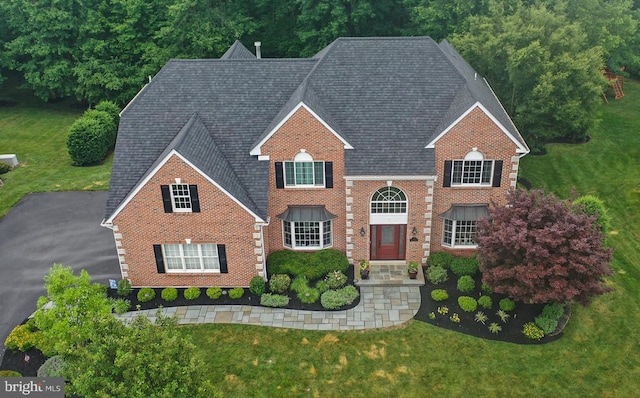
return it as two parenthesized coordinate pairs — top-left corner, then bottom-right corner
(359, 260), (370, 280)
(407, 261), (419, 279)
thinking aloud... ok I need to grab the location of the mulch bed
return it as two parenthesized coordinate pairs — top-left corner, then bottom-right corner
(413, 267), (564, 345)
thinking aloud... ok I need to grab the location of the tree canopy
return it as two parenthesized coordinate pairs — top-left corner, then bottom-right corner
(476, 189), (614, 306)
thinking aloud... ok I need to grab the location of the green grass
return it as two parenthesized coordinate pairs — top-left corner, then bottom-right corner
(179, 81), (640, 397)
(0, 77), (112, 219)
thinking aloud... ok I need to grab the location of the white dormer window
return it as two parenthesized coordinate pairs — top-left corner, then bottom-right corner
(284, 152), (325, 187)
(451, 150), (494, 186)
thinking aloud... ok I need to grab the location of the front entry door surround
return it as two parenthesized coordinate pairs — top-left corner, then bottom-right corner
(370, 224), (406, 260)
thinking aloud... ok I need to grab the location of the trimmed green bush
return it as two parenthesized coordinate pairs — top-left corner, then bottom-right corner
(117, 278), (132, 296)
(321, 286), (359, 310)
(4, 324), (45, 352)
(37, 355), (66, 377)
(206, 287), (222, 299)
(229, 287), (244, 299)
(298, 287), (321, 304)
(427, 252), (454, 269)
(0, 370), (22, 377)
(573, 195), (611, 234)
(499, 298), (516, 312)
(184, 287), (201, 300)
(324, 271), (347, 289)
(94, 100), (120, 143)
(66, 109), (114, 166)
(111, 298), (131, 314)
(250, 276), (266, 296)
(0, 162), (12, 175)
(267, 249), (348, 280)
(535, 302), (566, 334)
(269, 274), (291, 294)
(430, 289), (449, 302)
(137, 288), (155, 302)
(522, 322), (545, 340)
(478, 295), (493, 309)
(457, 275), (475, 293)
(315, 280), (330, 294)
(426, 265), (448, 285)
(260, 293), (290, 307)
(458, 296), (478, 312)
(450, 256), (480, 276)
(481, 283), (494, 294)
(161, 287), (178, 301)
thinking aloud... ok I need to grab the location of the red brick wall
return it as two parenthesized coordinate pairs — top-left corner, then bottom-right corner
(431, 106), (521, 255)
(113, 154), (262, 287)
(261, 106), (347, 256)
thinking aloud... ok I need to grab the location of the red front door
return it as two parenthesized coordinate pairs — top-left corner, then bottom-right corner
(370, 225), (406, 260)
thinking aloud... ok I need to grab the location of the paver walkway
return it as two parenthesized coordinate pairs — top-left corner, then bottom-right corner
(117, 285), (421, 330)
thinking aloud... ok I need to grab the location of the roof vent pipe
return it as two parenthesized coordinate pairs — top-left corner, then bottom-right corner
(254, 41), (262, 59)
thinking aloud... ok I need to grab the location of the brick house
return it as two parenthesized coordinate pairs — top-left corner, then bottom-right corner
(102, 37), (529, 287)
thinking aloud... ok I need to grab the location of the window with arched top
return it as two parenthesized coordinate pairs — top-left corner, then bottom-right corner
(451, 150), (494, 185)
(284, 152), (325, 187)
(370, 187), (407, 214)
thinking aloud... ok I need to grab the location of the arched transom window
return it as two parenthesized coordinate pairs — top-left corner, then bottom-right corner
(371, 187), (407, 214)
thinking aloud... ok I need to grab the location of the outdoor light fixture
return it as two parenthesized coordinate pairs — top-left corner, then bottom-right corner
(412, 227), (418, 235)
(360, 227), (366, 236)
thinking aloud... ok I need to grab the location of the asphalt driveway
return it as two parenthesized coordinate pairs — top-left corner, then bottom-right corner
(0, 192), (121, 362)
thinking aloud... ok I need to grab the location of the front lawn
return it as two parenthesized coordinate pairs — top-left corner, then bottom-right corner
(0, 76), (112, 219)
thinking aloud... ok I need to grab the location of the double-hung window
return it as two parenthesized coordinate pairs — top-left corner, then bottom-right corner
(161, 183), (200, 213)
(283, 220), (333, 249)
(284, 152), (324, 187)
(442, 219), (478, 247)
(443, 150), (503, 188)
(162, 243), (220, 272)
(171, 184), (192, 211)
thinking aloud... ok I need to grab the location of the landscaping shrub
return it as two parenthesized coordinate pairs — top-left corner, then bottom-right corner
(111, 298), (131, 314)
(0, 162), (12, 175)
(430, 289), (449, 302)
(478, 295), (493, 309)
(290, 276), (309, 293)
(117, 278), (132, 296)
(426, 265), (448, 285)
(0, 370), (22, 377)
(573, 194), (611, 234)
(37, 356), (66, 377)
(269, 274), (291, 294)
(4, 323), (44, 352)
(427, 252), (454, 269)
(457, 275), (475, 293)
(450, 256), (480, 276)
(535, 302), (566, 334)
(94, 100), (120, 143)
(249, 276), (266, 296)
(481, 283), (494, 294)
(458, 296), (478, 312)
(66, 109), (114, 166)
(499, 298), (516, 312)
(522, 322), (545, 340)
(184, 287), (201, 300)
(315, 280), (330, 294)
(324, 270), (347, 289)
(229, 287), (244, 299)
(137, 288), (155, 302)
(297, 287), (321, 304)
(321, 286), (359, 310)
(267, 249), (348, 280)
(260, 293), (290, 307)
(206, 287), (222, 299)
(161, 287), (178, 301)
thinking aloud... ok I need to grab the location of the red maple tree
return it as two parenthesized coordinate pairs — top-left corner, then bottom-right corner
(477, 189), (614, 306)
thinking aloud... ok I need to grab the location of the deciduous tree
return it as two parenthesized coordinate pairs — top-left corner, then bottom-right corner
(476, 189), (614, 306)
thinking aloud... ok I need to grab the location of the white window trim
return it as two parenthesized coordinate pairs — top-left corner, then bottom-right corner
(162, 243), (220, 273)
(450, 159), (495, 187)
(283, 160), (325, 188)
(282, 220), (333, 250)
(170, 183), (192, 212)
(442, 219), (478, 248)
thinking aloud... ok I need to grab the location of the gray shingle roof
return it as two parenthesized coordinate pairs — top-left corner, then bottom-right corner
(105, 37), (527, 221)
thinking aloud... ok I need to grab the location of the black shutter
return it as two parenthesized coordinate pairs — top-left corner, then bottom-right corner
(275, 162), (284, 189)
(492, 160), (503, 187)
(325, 162), (333, 188)
(161, 185), (173, 213)
(153, 245), (166, 273)
(218, 244), (228, 273)
(189, 185), (200, 212)
(443, 160), (452, 187)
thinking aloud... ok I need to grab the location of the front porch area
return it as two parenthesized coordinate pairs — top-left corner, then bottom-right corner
(355, 261), (425, 287)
